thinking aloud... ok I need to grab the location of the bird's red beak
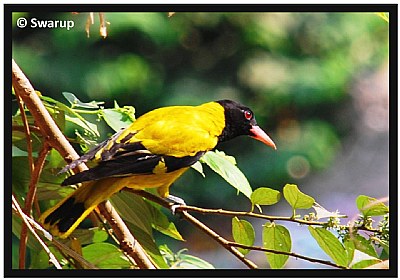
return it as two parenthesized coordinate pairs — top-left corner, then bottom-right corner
(250, 126), (277, 150)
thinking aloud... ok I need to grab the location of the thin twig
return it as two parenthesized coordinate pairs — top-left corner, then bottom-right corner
(12, 195), (62, 269)
(15, 93), (35, 269)
(18, 143), (51, 269)
(172, 204), (383, 234)
(228, 241), (348, 269)
(99, 13), (107, 38)
(12, 125), (42, 134)
(12, 59), (155, 269)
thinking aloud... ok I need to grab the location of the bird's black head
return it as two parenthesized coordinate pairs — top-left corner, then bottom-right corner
(217, 100), (276, 149)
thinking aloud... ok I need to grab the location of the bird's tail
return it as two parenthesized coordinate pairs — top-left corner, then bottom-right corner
(39, 178), (122, 239)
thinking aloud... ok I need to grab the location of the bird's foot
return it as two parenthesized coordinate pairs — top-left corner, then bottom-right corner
(165, 194), (186, 215)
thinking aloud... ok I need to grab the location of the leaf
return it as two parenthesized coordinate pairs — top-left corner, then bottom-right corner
(232, 217), (255, 255)
(109, 192), (153, 236)
(44, 149), (65, 170)
(262, 222), (291, 269)
(65, 114), (99, 137)
(350, 249), (380, 269)
(62, 92), (103, 109)
(251, 187), (281, 207)
(343, 238), (355, 266)
(200, 150), (252, 199)
(191, 161), (205, 177)
(125, 222), (169, 268)
(351, 234), (378, 258)
(176, 254), (214, 269)
(69, 228), (109, 246)
(100, 106), (135, 132)
(82, 243), (131, 269)
(41, 95), (99, 137)
(308, 226), (347, 267)
(356, 195), (388, 217)
(159, 245), (214, 269)
(147, 202), (184, 241)
(351, 259), (382, 269)
(283, 184), (315, 210)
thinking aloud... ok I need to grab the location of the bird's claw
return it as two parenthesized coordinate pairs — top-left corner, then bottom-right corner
(166, 194), (186, 215)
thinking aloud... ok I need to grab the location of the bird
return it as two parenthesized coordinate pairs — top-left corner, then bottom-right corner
(39, 99), (276, 238)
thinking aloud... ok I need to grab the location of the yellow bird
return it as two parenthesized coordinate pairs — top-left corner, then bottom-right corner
(39, 100), (276, 238)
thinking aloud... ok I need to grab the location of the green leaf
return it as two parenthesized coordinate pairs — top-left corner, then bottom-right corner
(350, 249), (380, 268)
(356, 195), (388, 217)
(159, 245), (214, 269)
(100, 106), (135, 132)
(44, 149), (65, 170)
(232, 217), (255, 255)
(65, 114), (99, 137)
(283, 184), (315, 210)
(82, 243), (131, 269)
(200, 150), (252, 199)
(251, 187), (281, 207)
(176, 253), (214, 269)
(62, 92), (103, 109)
(351, 234), (378, 258)
(262, 222), (291, 269)
(191, 161), (205, 177)
(45, 104), (65, 132)
(110, 192), (153, 236)
(351, 259), (381, 269)
(308, 226), (347, 267)
(41, 95), (99, 137)
(12, 215), (42, 252)
(69, 228), (109, 245)
(126, 223), (169, 268)
(147, 202), (184, 241)
(343, 238), (355, 266)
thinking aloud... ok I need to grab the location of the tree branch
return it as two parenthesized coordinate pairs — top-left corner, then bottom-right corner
(18, 143), (50, 269)
(171, 204), (382, 234)
(12, 195), (62, 269)
(228, 241), (347, 269)
(15, 93), (35, 269)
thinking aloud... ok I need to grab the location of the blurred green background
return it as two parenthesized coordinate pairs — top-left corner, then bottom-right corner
(12, 11), (389, 268)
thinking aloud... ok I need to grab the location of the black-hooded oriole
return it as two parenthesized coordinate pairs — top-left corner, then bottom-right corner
(39, 100), (276, 238)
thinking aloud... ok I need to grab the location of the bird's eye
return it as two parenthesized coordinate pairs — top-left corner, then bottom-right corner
(244, 110), (253, 120)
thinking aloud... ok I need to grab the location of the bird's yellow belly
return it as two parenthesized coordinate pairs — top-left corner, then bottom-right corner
(104, 167), (189, 198)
